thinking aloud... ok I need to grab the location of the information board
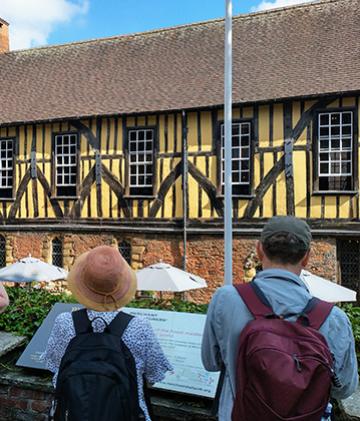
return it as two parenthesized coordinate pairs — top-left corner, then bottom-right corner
(16, 303), (219, 398)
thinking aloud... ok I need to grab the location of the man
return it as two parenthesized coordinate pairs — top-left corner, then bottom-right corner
(202, 216), (358, 421)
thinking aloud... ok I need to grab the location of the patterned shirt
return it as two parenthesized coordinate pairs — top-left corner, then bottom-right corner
(42, 310), (173, 421)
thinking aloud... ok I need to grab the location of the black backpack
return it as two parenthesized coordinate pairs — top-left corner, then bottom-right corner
(53, 309), (144, 421)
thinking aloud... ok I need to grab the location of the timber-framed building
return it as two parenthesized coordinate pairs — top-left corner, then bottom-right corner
(0, 0), (359, 301)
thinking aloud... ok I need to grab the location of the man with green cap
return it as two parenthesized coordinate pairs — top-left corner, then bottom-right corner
(202, 216), (358, 421)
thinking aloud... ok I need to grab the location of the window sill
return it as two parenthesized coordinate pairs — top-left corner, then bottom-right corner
(216, 194), (255, 199)
(0, 198), (15, 202)
(123, 195), (157, 200)
(52, 196), (80, 200)
(312, 190), (358, 196)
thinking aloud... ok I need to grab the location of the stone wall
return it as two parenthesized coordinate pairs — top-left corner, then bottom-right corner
(0, 231), (338, 303)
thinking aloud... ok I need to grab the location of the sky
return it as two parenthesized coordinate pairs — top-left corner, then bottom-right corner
(0, 0), (315, 51)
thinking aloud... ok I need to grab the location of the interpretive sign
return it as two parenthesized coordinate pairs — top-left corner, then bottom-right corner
(17, 303), (219, 398)
(16, 303), (83, 370)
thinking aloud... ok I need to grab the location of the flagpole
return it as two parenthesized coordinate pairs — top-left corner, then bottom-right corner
(224, 0), (233, 285)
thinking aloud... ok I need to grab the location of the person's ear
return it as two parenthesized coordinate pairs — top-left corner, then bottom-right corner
(256, 241), (265, 262)
(300, 249), (311, 268)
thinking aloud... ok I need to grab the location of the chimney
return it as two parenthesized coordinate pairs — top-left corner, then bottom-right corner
(0, 18), (9, 53)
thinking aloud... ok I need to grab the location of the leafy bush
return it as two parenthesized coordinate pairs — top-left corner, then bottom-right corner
(341, 304), (360, 373)
(0, 287), (75, 338)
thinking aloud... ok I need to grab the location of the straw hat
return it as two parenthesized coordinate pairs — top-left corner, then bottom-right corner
(67, 245), (137, 312)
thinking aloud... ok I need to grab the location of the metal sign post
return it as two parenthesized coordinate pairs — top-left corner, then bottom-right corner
(224, 0), (233, 285)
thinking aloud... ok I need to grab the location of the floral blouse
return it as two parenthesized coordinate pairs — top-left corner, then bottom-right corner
(42, 310), (173, 421)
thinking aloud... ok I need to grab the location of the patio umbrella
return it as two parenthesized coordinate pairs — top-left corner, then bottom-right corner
(300, 270), (357, 302)
(136, 262), (207, 292)
(0, 256), (68, 283)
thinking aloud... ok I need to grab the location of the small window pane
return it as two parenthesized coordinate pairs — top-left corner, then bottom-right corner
(52, 238), (63, 268)
(119, 241), (131, 265)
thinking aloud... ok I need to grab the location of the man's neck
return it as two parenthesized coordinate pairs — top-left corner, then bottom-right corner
(262, 263), (302, 276)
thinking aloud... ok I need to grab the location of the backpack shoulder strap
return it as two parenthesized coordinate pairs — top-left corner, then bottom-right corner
(235, 283), (273, 319)
(301, 297), (334, 330)
(107, 311), (134, 338)
(72, 308), (92, 335)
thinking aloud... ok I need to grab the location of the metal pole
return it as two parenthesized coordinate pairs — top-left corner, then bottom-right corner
(224, 0), (233, 285)
(182, 110), (188, 272)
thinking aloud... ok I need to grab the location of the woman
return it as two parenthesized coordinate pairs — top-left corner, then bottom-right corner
(43, 245), (172, 420)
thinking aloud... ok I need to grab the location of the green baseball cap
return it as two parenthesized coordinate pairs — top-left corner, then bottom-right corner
(261, 216), (312, 249)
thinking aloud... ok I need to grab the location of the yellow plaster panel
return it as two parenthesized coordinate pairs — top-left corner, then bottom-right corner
(273, 104), (284, 147)
(26, 126), (33, 158)
(243, 107), (253, 118)
(148, 116), (156, 126)
(132, 200), (138, 218)
(126, 117), (135, 127)
(52, 123), (60, 133)
(253, 154), (260, 191)
(339, 196), (350, 218)
(293, 151), (307, 218)
(217, 109), (224, 120)
(258, 105), (270, 147)
(175, 177), (183, 217)
(343, 97), (356, 107)
(187, 112), (198, 153)
(18, 126), (25, 159)
(90, 183), (97, 218)
(102, 180), (111, 219)
(176, 113), (182, 153)
(202, 188), (211, 218)
(188, 173), (199, 218)
(158, 115), (165, 153)
(292, 102), (301, 128)
(209, 155), (217, 186)
(81, 196), (89, 218)
(37, 180), (45, 218)
(201, 111), (212, 152)
(137, 117), (146, 126)
(304, 101), (316, 112)
(262, 152), (274, 217)
(328, 99), (340, 108)
(310, 196), (322, 218)
(324, 196), (337, 219)
(238, 200), (247, 219)
(100, 118), (108, 155)
(0, 128), (6, 137)
(167, 114), (175, 153)
(233, 108), (240, 119)
(276, 171), (287, 215)
(116, 118), (123, 154)
(8, 127), (16, 137)
(44, 124), (52, 160)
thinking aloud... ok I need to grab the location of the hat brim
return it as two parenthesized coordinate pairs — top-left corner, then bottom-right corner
(67, 252), (137, 312)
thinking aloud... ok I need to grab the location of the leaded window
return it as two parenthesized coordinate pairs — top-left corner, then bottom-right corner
(52, 237), (63, 268)
(317, 111), (354, 191)
(337, 239), (360, 303)
(128, 129), (154, 196)
(220, 122), (252, 196)
(119, 240), (132, 266)
(54, 134), (78, 197)
(0, 236), (5, 268)
(0, 138), (14, 199)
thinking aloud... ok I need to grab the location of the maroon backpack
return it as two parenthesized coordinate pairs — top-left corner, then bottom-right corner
(232, 282), (335, 421)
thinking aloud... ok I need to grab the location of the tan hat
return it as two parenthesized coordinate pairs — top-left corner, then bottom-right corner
(67, 245), (137, 312)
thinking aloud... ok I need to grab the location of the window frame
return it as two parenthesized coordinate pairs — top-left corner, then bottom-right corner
(51, 131), (80, 199)
(51, 237), (63, 268)
(0, 137), (15, 201)
(0, 235), (6, 268)
(124, 125), (158, 199)
(118, 240), (132, 266)
(313, 107), (358, 194)
(215, 118), (255, 198)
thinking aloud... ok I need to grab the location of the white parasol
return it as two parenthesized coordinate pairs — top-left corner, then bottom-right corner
(0, 256), (68, 283)
(300, 270), (357, 302)
(136, 262), (207, 292)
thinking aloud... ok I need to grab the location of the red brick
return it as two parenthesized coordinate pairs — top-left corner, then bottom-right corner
(0, 396), (28, 410)
(9, 386), (46, 400)
(31, 399), (51, 413)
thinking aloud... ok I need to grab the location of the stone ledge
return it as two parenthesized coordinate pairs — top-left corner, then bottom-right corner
(0, 332), (26, 358)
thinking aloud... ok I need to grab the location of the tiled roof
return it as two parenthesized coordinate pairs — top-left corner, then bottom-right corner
(0, 0), (358, 125)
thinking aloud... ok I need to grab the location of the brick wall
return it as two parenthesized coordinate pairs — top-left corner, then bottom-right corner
(0, 383), (53, 421)
(3, 231), (338, 303)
